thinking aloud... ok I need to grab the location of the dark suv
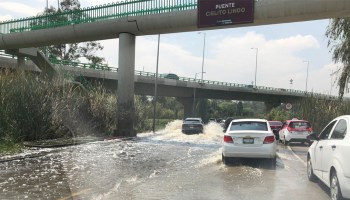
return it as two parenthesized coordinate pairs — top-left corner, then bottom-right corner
(162, 73), (179, 80)
(181, 118), (204, 134)
(268, 121), (283, 140)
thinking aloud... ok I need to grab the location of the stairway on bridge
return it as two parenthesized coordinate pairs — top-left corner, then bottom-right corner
(5, 48), (57, 79)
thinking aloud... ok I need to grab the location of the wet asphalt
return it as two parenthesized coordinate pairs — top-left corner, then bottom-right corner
(0, 122), (331, 200)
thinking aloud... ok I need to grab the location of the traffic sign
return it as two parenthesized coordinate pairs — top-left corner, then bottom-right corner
(286, 103), (292, 110)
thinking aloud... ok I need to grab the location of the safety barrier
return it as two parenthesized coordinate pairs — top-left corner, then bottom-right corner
(0, 0), (198, 34)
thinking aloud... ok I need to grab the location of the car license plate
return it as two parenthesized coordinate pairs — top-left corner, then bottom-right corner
(243, 138), (254, 144)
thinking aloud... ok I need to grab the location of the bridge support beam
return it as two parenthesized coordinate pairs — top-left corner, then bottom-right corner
(116, 33), (136, 137)
(177, 97), (193, 119)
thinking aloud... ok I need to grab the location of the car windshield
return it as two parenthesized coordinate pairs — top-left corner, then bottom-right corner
(230, 121), (268, 131)
(290, 121), (310, 129)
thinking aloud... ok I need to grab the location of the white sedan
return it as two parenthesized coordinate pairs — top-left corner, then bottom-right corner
(222, 119), (277, 165)
(307, 115), (350, 200)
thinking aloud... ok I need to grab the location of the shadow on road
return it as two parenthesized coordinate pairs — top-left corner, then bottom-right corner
(287, 142), (310, 147)
(223, 156), (284, 170)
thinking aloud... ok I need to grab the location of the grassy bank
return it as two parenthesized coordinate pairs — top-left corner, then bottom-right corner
(0, 139), (24, 156)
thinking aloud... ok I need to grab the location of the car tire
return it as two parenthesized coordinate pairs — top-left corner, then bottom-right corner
(330, 171), (345, 200)
(307, 156), (317, 182)
(222, 154), (229, 165)
(270, 157), (276, 169)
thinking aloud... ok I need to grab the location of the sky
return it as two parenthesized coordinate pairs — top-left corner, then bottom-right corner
(0, 0), (344, 96)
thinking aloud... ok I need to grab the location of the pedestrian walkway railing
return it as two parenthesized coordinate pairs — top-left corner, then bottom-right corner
(0, 50), (335, 98)
(0, 0), (198, 34)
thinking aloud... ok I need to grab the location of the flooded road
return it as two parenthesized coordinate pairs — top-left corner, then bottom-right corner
(0, 121), (330, 200)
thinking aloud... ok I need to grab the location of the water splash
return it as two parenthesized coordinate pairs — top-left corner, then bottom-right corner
(139, 120), (224, 145)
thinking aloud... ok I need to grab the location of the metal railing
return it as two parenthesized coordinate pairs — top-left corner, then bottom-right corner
(0, 0), (198, 34)
(0, 50), (335, 98)
(42, 57), (328, 96)
(50, 58), (118, 72)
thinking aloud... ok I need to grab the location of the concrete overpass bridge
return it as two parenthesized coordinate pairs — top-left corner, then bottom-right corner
(0, 52), (334, 118)
(1, 0), (350, 136)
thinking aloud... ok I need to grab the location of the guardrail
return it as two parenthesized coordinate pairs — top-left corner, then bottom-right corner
(0, 0), (198, 34)
(0, 50), (335, 98)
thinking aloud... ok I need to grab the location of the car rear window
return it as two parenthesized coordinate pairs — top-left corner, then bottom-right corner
(185, 120), (201, 123)
(289, 121), (310, 129)
(230, 121), (268, 131)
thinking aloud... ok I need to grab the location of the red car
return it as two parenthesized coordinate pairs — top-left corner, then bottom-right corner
(268, 121), (283, 140)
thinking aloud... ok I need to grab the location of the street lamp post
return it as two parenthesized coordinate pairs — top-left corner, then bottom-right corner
(303, 60), (309, 93)
(251, 48), (258, 87)
(152, 34), (161, 133)
(198, 32), (206, 83)
(192, 72), (204, 116)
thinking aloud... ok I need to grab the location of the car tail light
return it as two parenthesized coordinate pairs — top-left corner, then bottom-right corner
(287, 126), (298, 132)
(307, 127), (313, 133)
(263, 136), (275, 144)
(224, 135), (233, 143)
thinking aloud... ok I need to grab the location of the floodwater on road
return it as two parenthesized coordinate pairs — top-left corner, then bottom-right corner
(0, 121), (330, 200)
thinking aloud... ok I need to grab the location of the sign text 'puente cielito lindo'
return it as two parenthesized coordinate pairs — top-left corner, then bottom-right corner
(1, 0), (350, 136)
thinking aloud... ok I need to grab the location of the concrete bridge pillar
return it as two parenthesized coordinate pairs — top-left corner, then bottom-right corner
(177, 97), (194, 119)
(116, 33), (136, 137)
(17, 56), (25, 68)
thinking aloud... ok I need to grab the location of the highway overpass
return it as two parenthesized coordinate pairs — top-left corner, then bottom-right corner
(0, 55), (333, 118)
(1, 0), (349, 136)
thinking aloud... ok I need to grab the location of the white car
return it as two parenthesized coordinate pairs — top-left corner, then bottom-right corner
(307, 115), (350, 200)
(222, 119), (277, 165)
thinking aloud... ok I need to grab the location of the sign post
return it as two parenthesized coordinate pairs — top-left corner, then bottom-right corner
(198, 0), (254, 28)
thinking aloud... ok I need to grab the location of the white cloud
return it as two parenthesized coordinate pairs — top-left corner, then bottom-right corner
(81, 0), (116, 7)
(308, 63), (342, 95)
(203, 32), (320, 90)
(0, 15), (12, 22)
(0, 2), (41, 17)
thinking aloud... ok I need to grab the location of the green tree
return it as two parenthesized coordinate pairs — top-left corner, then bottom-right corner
(218, 101), (236, 117)
(326, 18), (350, 99)
(237, 101), (243, 116)
(41, 0), (105, 64)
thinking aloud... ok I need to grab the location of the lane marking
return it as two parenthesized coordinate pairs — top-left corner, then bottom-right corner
(287, 146), (307, 167)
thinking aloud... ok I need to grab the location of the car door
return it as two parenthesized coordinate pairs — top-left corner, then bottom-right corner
(313, 120), (337, 178)
(321, 118), (347, 186)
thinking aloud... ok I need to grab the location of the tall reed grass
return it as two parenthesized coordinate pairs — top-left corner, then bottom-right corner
(0, 69), (149, 143)
(299, 95), (350, 133)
